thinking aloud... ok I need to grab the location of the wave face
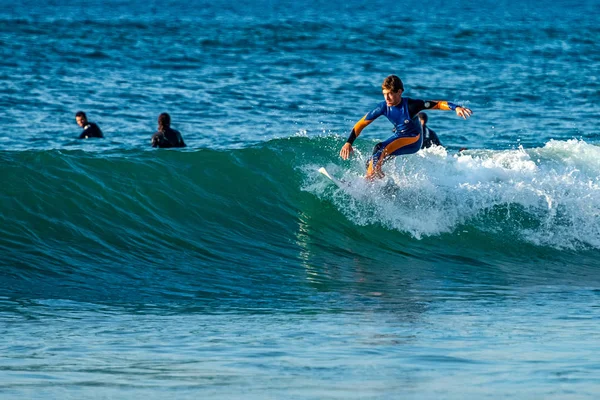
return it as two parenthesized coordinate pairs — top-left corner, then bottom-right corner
(2, 138), (600, 305)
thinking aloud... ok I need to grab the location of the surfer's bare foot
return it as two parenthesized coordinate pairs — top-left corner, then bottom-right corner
(365, 169), (385, 181)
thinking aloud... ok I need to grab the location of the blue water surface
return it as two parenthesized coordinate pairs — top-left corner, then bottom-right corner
(1, 0), (600, 398)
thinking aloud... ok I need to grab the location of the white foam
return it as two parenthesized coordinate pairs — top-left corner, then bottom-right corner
(306, 140), (600, 249)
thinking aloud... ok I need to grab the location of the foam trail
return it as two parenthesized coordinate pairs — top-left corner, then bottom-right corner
(306, 139), (600, 249)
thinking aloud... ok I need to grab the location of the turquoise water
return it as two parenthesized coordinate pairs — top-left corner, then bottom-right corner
(1, 0), (600, 398)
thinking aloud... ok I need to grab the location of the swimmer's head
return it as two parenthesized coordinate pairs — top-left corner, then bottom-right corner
(158, 113), (171, 131)
(75, 111), (87, 127)
(418, 112), (428, 126)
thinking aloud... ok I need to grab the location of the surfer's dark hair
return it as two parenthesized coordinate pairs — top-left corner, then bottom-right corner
(75, 111), (87, 119)
(158, 113), (171, 131)
(418, 112), (428, 123)
(382, 75), (404, 92)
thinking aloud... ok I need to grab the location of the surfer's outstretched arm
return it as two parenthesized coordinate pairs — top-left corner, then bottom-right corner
(340, 104), (386, 160)
(408, 99), (473, 119)
(340, 114), (374, 159)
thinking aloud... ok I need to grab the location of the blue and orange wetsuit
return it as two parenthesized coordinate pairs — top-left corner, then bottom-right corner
(346, 98), (459, 176)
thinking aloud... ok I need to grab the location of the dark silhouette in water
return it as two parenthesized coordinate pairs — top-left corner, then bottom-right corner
(75, 111), (104, 139)
(151, 113), (186, 148)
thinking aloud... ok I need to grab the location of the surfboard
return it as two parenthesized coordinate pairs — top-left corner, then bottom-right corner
(318, 167), (347, 188)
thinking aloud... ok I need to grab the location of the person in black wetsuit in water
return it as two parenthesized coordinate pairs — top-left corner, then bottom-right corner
(75, 111), (104, 139)
(151, 113), (186, 148)
(418, 112), (442, 149)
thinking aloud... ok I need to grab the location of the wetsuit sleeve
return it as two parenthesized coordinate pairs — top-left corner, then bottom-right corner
(407, 98), (460, 118)
(92, 124), (104, 138)
(151, 132), (161, 147)
(83, 123), (104, 138)
(430, 129), (442, 146)
(346, 102), (386, 145)
(176, 131), (186, 147)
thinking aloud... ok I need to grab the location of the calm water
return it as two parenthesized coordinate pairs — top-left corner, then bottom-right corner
(1, 0), (600, 398)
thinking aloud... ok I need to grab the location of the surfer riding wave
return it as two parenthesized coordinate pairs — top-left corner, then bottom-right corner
(339, 75), (472, 179)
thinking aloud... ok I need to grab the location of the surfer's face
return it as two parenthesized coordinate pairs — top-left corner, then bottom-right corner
(383, 89), (402, 107)
(76, 116), (87, 127)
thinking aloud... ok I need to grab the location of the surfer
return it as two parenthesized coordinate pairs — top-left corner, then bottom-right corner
(418, 112), (442, 149)
(75, 111), (104, 139)
(339, 75), (472, 179)
(151, 113), (186, 148)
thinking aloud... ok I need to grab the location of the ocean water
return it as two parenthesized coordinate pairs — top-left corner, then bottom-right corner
(1, 0), (600, 398)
